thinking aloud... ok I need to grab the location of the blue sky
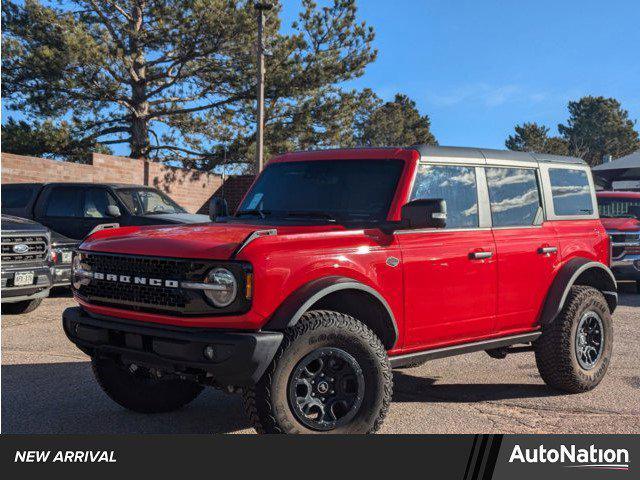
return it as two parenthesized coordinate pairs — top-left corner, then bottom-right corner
(283, 0), (640, 149)
(3, 0), (639, 155)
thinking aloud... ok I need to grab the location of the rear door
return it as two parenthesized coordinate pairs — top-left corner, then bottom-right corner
(34, 186), (85, 239)
(542, 165), (606, 269)
(397, 163), (497, 350)
(486, 165), (559, 334)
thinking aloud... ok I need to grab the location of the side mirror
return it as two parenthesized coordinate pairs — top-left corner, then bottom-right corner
(400, 199), (447, 229)
(106, 205), (121, 218)
(209, 196), (229, 221)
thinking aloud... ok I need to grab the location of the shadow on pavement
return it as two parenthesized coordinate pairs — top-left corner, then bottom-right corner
(392, 371), (563, 403)
(1, 361), (251, 434)
(49, 287), (73, 298)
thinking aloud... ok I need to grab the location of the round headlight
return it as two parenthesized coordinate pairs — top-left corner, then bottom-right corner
(204, 268), (237, 307)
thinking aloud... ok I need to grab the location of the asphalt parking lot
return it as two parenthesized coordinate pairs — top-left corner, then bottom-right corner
(2, 285), (639, 434)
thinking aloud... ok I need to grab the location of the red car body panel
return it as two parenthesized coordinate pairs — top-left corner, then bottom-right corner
(491, 223), (560, 334)
(75, 147), (610, 356)
(397, 228), (497, 350)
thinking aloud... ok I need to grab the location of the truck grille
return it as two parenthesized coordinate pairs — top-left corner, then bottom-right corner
(608, 232), (640, 259)
(1, 235), (49, 263)
(79, 253), (191, 311)
(610, 233), (639, 244)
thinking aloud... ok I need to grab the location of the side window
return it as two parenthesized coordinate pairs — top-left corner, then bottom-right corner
(411, 164), (478, 228)
(83, 189), (118, 218)
(549, 168), (593, 216)
(45, 187), (83, 217)
(1, 184), (37, 209)
(486, 167), (542, 227)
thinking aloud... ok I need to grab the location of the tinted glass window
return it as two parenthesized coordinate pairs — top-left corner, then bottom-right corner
(1, 184), (37, 209)
(411, 165), (478, 228)
(486, 167), (542, 227)
(549, 169), (593, 216)
(116, 189), (186, 215)
(239, 160), (404, 222)
(45, 187), (83, 217)
(84, 189), (118, 218)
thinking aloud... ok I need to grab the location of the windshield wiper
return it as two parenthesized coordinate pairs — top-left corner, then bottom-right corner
(284, 210), (338, 222)
(236, 209), (271, 219)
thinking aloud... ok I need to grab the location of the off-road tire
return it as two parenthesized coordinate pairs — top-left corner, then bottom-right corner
(91, 357), (203, 413)
(1, 298), (43, 315)
(535, 286), (613, 393)
(243, 310), (392, 434)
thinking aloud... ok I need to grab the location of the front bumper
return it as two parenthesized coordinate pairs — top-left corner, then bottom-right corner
(1, 265), (52, 303)
(62, 307), (283, 386)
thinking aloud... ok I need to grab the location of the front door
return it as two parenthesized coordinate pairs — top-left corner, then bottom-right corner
(81, 187), (123, 237)
(397, 164), (497, 350)
(485, 166), (559, 334)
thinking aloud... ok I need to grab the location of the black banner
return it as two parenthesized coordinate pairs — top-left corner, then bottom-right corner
(1, 434), (636, 478)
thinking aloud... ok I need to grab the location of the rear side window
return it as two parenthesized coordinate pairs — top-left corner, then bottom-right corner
(411, 165), (478, 228)
(548, 168), (593, 216)
(1, 184), (37, 209)
(45, 187), (83, 217)
(486, 167), (542, 227)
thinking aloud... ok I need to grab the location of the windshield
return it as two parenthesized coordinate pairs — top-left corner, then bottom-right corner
(598, 196), (640, 219)
(238, 160), (404, 223)
(116, 188), (187, 215)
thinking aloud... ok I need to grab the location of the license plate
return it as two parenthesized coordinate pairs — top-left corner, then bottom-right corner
(14, 271), (35, 286)
(62, 251), (73, 264)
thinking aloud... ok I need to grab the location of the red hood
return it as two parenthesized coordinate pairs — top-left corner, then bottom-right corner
(80, 222), (344, 259)
(600, 217), (640, 232)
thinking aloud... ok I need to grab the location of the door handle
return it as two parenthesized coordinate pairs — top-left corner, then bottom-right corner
(469, 251), (493, 260)
(538, 246), (558, 255)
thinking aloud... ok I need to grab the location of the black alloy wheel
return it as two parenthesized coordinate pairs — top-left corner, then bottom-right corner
(288, 347), (365, 431)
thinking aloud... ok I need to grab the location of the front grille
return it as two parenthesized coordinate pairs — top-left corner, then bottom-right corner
(610, 232), (640, 243)
(75, 252), (251, 316)
(612, 246), (625, 259)
(1, 235), (49, 263)
(84, 253), (191, 279)
(80, 253), (191, 312)
(627, 245), (640, 255)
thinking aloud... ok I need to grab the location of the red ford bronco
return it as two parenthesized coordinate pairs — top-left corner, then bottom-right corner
(64, 146), (617, 434)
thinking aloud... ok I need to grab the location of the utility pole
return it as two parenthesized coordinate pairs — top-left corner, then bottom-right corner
(254, 2), (273, 174)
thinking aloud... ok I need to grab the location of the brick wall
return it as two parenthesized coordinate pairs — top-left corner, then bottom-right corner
(197, 175), (256, 214)
(1, 152), (254, 214)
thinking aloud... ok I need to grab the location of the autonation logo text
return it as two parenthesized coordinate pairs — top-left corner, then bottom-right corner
(509, 444), (630, 471)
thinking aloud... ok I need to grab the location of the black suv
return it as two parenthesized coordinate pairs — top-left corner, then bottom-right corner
(1, 183), (209, 240)
(1, 215), (52, 314)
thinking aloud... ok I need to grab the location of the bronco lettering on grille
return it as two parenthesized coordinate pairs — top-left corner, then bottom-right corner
(91, 272), (179, 288)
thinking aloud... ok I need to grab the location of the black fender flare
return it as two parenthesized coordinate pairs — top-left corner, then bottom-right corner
(539, 258), (618, 326)
(263, 276), (399, 349)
